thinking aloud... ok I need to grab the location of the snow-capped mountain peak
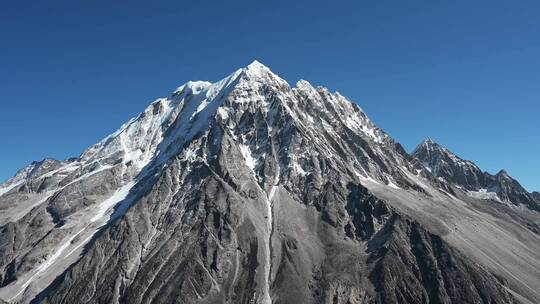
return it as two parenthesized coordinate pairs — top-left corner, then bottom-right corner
(412, 138), (482, 177)
(412, 138), (539, 211)
(1, 62), (539, 304)
(244, 59), (272, 75)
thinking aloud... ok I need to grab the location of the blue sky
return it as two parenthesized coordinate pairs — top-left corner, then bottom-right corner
(1, 0), (538, 191)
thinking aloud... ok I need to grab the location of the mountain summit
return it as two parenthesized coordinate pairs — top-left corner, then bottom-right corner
(412, 139), (540, 211)
(411, 139), (486, 190)
(0, 62), (539, 304)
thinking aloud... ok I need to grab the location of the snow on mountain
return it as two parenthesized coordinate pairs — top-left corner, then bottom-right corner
(412, 139), (484, 186)
(0, 61), (539, 304)
(412, 138), (540, 211)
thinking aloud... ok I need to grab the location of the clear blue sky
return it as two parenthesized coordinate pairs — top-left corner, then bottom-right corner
(1, 1), (538, 191)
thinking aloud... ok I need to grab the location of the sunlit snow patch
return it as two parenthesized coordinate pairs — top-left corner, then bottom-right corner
(468, 189), (502, 202)
(91, 181), (136, 222)
(239, 144), (256, 171)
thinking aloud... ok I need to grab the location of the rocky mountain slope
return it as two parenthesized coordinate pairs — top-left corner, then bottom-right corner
(0, 62), (538, 304)
(412, 139), (540, 211)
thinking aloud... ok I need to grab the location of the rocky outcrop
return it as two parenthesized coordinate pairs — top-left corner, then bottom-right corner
(412, 139), (540, 211)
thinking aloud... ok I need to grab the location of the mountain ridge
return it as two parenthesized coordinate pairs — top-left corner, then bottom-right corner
(0, 61), (538, 304)
(412, 138), (539, 211)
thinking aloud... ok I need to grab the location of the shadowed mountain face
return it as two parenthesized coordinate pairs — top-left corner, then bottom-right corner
(412, 139), (540, 211)
(0, 62), (538, 304)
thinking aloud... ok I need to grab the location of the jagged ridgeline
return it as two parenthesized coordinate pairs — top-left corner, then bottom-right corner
(0, 61), (539, 304)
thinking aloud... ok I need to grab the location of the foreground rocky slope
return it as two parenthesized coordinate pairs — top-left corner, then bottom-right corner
(0, 62), (538, 304)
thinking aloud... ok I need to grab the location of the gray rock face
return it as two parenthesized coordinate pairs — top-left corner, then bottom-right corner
(0, 61), (538, 304)
(411, 139), (486, 190)
(412, 139), (540, 211)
